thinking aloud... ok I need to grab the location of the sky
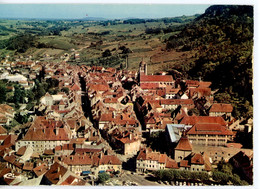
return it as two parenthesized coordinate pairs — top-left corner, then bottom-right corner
(0, 4), (211, 19)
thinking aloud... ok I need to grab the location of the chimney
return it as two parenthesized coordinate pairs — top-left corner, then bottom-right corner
(129, 133), (133, 140)
(58, 166), (60, 172)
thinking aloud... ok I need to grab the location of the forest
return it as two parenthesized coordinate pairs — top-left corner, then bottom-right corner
(166, 5), (253, 118)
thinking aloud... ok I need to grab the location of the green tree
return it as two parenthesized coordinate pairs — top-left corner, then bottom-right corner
(102, 49), (112, 57)
(26, 89), (35, 102)
(98, 172), (110, 183)
(61, 87), (69, 94)
(0, 84), (7, 103)
(13, 85), (24, 105)
(15, 113), (29, 124)
(46, 78), (59, 88)
(212, 171), (229, 184)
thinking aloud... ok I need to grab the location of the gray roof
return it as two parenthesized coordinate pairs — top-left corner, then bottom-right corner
(166, 124), (192, 143)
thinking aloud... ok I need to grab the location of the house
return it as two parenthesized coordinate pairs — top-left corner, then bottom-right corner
(16, 116), (71, 153)
(179, 152), (212, 173)
(136, 148), (178, 173)
(180, 116), (233, 146)
(174, 135), (193, 162)
(229, 151), (253, 184)
(160, 99), (194, 110)
(209, 103), (233, 117)
(40, 162), (84, 185)
(138, 60), (174, 87)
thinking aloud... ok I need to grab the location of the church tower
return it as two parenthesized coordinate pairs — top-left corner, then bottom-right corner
(139, 58), (147, 76)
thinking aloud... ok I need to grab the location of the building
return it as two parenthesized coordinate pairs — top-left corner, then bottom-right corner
(180, 116), (233, 146)
(16, 116), (71, 153)
(136, 148), (178, 173)
(174, 135), (193, 162)
(209, 103), (233, 117)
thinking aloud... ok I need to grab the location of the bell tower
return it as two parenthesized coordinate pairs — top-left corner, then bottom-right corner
(139, 58), (147, 76)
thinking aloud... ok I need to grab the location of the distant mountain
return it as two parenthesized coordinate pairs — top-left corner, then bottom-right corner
(166, 5), (253, 118)
(79, 17), (107, 21)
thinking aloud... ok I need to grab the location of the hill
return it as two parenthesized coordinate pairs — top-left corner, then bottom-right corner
(166, 5), (253, 118)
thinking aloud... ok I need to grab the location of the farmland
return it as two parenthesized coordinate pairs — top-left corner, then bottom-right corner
(0, 16), (196, 74)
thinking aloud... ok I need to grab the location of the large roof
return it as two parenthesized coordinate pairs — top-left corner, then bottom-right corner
(180, 116), (227, 126)
(140, 75), (174, 83)
(175, 136), (193, 151)
(187, 123), (233, 135)
(209, 103), (233, 113)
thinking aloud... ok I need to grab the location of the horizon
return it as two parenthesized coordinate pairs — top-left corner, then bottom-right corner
(0, 4), (210, 20)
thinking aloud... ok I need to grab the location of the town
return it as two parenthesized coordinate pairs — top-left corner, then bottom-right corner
(0, 56), (253, 186)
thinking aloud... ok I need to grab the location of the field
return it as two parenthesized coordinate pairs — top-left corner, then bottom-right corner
(0, 17), (196, 73)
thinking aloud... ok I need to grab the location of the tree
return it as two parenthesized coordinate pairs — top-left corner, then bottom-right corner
(102, 49), (111, 57)
(217, 161), (233, 175)
(61, 87), (69, 94)
(13, 85), (23, 105)
(26, 89), (35, 102)
(15, 113), (29, 124)
(153, 170), (164, 180)
(212, 171), (229, 184)
(0, 84), (7, 103)
(179, 170), (191, 180)
(98, 172), (110, 183)
(46, 78), (59, 88)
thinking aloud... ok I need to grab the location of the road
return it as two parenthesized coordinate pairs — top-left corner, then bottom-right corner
(114, 172), (164, 186)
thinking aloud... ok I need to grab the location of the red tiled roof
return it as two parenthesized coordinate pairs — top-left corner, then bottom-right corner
(165, 157), (179, 169)
(75, 148), (102, 154)
(60, 175), (86, 185)
(99, 155), (121, 165)
(23, 162), (34, 171)
(187, 123), (233, 135)
(180, 116), (227, 126)
(70, 83), (81, 91)
(100, 113), (113, 122)
(161, 99), (194, 105)
(63, 154), (92, 165)
(140, 75), (174, 83)
(44, 162), (67, 184)
(140, 83), (160, 89)
(158, 154), (167, 163)
(22, 117), (70, 141)
(179, 160), (190, 167)
(175, 136), (192, 151)
(0, 125), (7, 135)
(88, 84), (109, 92)
(33, 163), (48, 177)
(104, 98), (118, 104)
(16, 146), (27, 156)
(189, 87), (211, 97)
(66, 119), (77, 129)
(136, 149), (147, 160)
(191, 153), (204, 165)
(209, 103), (233, 113)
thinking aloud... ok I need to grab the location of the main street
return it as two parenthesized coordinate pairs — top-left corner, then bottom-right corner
(112, 172), (164, 186)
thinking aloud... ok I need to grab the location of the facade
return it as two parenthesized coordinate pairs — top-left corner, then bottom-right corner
(136, 148), (178, 173)
(186, 123), (233, 146)
(15, 116), (71, 153)
(174, 135), (193, 162)
(209, 103), (233, 117)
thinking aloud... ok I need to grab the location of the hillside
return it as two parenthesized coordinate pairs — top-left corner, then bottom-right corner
(166, 5), (253, 118)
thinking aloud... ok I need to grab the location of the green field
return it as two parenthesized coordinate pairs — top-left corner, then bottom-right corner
(0, 16), (195, 72)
